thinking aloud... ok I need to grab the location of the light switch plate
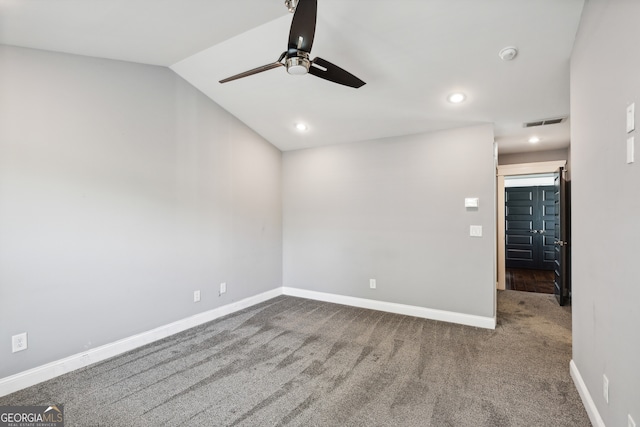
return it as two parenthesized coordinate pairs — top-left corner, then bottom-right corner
(628, 136), (635, 164)
(627, 103), (635, 133)
(470, 225), (483, 237)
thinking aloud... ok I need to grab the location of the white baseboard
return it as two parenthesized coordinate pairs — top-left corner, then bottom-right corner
(282, 287), (496, 330)
(570, 359), (605, 427)
(0, 287), (283, 398)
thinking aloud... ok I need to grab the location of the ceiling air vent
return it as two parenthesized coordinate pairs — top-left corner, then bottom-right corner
(523, 117), (567, 128)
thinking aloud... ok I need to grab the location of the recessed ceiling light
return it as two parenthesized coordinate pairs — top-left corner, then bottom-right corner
(528, 136), (541, 143)
(448, 93), (466, 104)
(295, 123), (308, 132)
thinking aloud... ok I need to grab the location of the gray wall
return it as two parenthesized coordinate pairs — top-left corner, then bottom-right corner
(0, 46), (283, 378)
(498, 148), (569, 165)
(571, 0), (640, 424)
(283, 125), (496, 318)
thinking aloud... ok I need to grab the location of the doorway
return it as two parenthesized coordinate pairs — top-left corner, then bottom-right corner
(496, 161), (566, 291)
(504, 177), (556, 294)
(505, 183), (556, 270)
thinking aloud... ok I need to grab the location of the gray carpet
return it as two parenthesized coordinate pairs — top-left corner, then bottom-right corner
(0, 291), (590, 426)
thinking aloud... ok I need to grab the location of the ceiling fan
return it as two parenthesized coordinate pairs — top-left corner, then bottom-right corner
(219, 0), (365, 88)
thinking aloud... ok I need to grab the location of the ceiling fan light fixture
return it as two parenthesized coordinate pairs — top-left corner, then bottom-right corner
(448, 93), (466, 104)
(286, 56), (310, 75)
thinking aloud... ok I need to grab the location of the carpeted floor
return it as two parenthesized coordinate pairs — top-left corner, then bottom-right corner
(0, 291), (590, 426)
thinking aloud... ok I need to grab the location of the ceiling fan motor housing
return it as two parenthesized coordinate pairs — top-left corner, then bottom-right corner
(285, 0), (299, 13)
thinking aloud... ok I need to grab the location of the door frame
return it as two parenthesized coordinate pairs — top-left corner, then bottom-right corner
(496, 160), (566, 290)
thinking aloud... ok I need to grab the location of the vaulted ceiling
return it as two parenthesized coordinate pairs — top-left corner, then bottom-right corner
(0, 0), (584, 152)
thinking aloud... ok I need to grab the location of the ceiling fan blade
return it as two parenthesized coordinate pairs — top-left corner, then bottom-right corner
(219, 62), (283, 84)
(288, 0), (317, 53)
(309, 57), (366, 88)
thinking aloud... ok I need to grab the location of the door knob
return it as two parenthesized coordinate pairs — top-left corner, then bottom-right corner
(554, 240), (566, 246)
(530, 230), (539, 234)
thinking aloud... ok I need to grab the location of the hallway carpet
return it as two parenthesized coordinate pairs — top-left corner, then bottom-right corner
(0, 291), (590, 426)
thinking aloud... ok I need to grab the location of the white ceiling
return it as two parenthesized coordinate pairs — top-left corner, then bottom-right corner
(0, 0), (584, 153)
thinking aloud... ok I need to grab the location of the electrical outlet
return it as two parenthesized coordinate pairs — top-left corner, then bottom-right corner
(12, 333), (28, 353)
(193, 290), (201, 302)
(220, 282), (226, 295)
(629, 414), (636, 427)
(369, 279), (376, 289)
(603, 374), (609, 404)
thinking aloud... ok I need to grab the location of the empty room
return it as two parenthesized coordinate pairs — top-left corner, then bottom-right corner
(0, 0), (638, 425)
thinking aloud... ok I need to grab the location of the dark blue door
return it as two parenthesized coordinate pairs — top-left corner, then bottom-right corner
(554, 168), (570, 305)
(505, 185), (556, 270)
